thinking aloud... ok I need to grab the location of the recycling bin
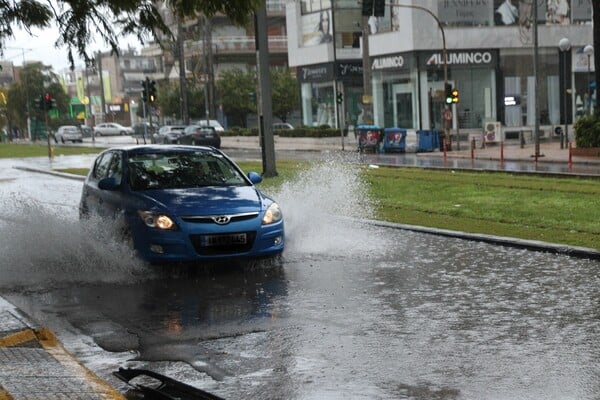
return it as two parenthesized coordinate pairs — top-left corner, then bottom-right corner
(382, 128), (407, 153)
(356, 125), (383, 152)
(417, 130), (436, 152)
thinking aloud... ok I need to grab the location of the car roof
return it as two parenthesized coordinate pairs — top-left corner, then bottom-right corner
(101, 144), (219, 156)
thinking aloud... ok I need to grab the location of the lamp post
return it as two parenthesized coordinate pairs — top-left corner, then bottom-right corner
(559, 38), (570, 148)
(583, 44), (594, 115)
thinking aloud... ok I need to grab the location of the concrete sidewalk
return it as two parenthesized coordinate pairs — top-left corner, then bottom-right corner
(0, 297), (124, 399)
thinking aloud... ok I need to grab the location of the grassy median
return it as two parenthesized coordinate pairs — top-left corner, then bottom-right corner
(2, 143), (598, 250)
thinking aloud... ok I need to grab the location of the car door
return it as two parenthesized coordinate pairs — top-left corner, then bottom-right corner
(83, 151), (125, 218)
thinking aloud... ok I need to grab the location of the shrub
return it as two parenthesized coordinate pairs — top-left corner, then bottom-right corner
(574, 114), (600, 148)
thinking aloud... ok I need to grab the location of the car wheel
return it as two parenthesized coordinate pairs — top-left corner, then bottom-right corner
(120, 131), (125, 135)
(60, 137), (65, 144)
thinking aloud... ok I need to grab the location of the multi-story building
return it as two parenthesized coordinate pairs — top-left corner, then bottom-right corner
(286, 0), (594, 143)
(141, 0), (289, 126)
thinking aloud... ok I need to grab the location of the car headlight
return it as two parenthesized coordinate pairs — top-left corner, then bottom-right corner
(137, 211), (177, 230)
(262, 203), (282, 225)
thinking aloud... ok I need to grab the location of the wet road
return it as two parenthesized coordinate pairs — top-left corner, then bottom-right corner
(1, 152), (600, 399)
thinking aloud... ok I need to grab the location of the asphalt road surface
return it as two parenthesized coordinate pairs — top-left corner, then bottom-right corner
(1, 154), (599, 399)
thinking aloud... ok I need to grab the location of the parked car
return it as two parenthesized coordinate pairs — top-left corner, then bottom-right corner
(94, 122), (134, 136)
(177, 125), (221, 148)
(78, 145), (285, 264)
(153, 125), (187, 144)
(273, 122), (294, 130)
(193, 119), (225, 132)
(54, 125), (83, 143)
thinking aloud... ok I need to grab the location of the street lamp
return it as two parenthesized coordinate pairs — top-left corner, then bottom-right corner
(558, 38), (570, 148)
(583, 44), (594, 115)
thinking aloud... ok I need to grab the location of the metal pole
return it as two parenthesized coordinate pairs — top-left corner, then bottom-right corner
(588, 54), (592, 115)
(255, 1), (277, 177)
(533, 2), (540, 161)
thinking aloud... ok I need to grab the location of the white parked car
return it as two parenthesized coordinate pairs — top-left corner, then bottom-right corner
(54, 125), (83, 143)
(194, 119), (225, 132)
(93, 122), (134, 136)
(273, 122), (294, 130)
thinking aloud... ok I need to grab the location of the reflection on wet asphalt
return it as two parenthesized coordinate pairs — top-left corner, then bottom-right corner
(5, 231), (599, 400)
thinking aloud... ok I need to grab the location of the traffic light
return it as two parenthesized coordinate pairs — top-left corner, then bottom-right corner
(149, 80), (157, 102)
(336, 92), (343, 104)
(373, 0), (386, 17)
(44, 94), (56, 110)
(445, 83), (453, 104)
(451, 88), (459, 104)
(361, 0), (374, 16)
(35, 95), (44, 110)
(141, 79), (148, 102)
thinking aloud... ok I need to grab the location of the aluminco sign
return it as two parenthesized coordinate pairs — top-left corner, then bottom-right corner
(427, 51), (493, 66)
(372, 55), (404, 70)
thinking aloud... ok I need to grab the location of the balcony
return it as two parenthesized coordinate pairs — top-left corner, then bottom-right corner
(185, 35), (288, 55)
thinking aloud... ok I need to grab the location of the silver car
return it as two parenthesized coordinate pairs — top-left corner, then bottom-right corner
(153, 125), (187, 144)
(55, 125), (83, 143)
(93, 123), (134, 136)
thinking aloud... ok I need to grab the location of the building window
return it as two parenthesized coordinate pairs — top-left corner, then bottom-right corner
(301, 81), (335, 127)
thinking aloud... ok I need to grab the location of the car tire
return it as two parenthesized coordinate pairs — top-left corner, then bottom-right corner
(60, 137), (65, 144)
(120, 131), (125, 135)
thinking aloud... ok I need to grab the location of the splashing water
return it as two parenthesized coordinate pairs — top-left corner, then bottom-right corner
(273, 153), (387, 257)
(0, 194), (149, 291)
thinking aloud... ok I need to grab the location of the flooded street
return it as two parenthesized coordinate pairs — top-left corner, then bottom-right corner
(0, 155), (599, 399)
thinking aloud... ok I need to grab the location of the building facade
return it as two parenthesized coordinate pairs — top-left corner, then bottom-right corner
(286, 0), (594, 142)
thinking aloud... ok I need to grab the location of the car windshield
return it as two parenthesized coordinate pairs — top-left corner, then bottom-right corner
(127, 151), (249, 190)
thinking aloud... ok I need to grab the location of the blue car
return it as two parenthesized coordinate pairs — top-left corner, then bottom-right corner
(79, 145), (284, 264)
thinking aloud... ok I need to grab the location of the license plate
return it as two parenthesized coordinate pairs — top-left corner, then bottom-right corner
(202, 233), (247, 246)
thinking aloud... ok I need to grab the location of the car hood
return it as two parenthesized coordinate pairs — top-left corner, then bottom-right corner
(134, 186), (267, 215)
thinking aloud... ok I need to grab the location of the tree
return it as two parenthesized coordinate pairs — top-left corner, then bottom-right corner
(5, 62), (69, 139)
(0, 0), (263, 68)
(216, 68), (257, 128)
(271, 67), (299, 123)
(151, 80), (208, 123)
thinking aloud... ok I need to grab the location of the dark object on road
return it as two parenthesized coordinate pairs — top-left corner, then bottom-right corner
(114, 368), (225, 399)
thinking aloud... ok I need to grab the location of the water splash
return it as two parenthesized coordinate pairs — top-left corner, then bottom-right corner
(0, 194), (148, 291)
(273, 153), (387, 257)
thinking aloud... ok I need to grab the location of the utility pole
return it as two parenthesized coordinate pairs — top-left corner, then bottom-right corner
(255, 1), (277, 177)
(361, 15), (373, 125)
(178, 18), (189, 124)
(97, 52), (106, 124)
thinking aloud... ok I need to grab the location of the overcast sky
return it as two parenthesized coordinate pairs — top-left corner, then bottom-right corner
(3, 25), (139, 72)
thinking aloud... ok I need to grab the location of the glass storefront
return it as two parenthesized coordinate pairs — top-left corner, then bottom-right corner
(500, 48), (559, 127)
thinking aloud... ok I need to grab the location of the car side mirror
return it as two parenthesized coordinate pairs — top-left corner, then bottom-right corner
(247, 171), (262, 184)
(98, 177), (120, 191)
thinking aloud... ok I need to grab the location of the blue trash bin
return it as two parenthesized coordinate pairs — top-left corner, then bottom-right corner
(416, 130), (434, 152)
(383, 128), (407, 153)
(356, 125), (383, 152)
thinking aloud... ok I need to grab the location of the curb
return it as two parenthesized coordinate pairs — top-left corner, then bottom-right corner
(366, 219), (600, 260)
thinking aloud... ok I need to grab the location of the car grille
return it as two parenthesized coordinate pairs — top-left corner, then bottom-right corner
(190, 231), (257, 255)
(181, 212), (259, 224)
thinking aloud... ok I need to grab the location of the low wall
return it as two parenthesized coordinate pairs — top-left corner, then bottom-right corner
(571, 147), (600, 158)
